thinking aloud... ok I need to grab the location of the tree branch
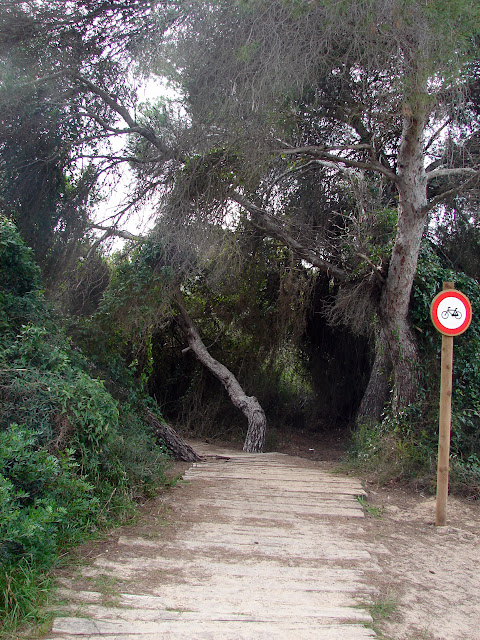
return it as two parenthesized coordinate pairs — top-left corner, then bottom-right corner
(77, 109), (139, 136)
(264, 160), (319, 200)
(90, 225), (145, 242)
(356, 253), (386, 284)
(274, 146), (398, 182)
(422, 172), (480, 215)
(426, 166), (480, 181)
(85, 224), (146, 259)
(71, 72), (175, 157)
(424, 118), (452, 152)
(231, 192), (348, 282)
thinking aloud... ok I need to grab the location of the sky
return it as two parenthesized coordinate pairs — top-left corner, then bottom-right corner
(92, 75), (180, 250)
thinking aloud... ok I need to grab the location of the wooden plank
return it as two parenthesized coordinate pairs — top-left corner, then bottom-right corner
(50, 625), (376, 640)
(46, 444), (378, 640)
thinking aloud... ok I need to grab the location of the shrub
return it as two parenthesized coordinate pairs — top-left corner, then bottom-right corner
(0, 216), (46, 335)
(0, 425), (99, 570)
(412, 244), (480, 460)
(0, 220), (173, 633)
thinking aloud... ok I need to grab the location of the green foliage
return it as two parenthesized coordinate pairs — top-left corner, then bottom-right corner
(0, 559), (53, 637)
(0, 216), (46, 333)
(351, 407), (437, 487)
(354, 207), (397, 275)
(0, 425), (99, 569)
(0, 221), (173, 632)
(1, 323), (172, 500)
(449, 454), (480, 496)
(0, 217), (40, 296)
(143, 232), (317, 436)
(86, 239), (176, 388)
(0, 423), (103, 634)
(355, 495), (384, 519)
(99, 239), (175, 331)
(412, 243), (480, 457)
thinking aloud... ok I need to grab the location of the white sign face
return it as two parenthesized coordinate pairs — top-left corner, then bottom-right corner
(435, 296), (467, 331)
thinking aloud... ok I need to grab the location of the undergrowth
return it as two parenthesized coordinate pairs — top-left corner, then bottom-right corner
(349, 244), (480, 498)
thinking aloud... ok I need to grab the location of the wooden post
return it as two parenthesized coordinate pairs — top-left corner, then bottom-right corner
(436, 281), (454, 527)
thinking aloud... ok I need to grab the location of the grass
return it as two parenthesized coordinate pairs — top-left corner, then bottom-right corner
(356, 494), (385, 518)
(88, 573), (125, 607)
(0, 562), (54, 640)
(369, 594), (398, 620)
(93, 573), (123, 595)
(362, 593), (399, 640)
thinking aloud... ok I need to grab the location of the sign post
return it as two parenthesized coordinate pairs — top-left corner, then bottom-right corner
(430, 282), (472, 526)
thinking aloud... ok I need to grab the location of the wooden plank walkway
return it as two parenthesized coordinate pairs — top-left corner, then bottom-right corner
(46, 443), (380, 639)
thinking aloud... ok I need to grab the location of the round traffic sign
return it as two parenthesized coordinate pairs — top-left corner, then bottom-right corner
(431, 289), (472, 336)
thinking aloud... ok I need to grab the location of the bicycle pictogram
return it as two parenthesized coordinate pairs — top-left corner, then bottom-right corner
(440, 307), (462, 321)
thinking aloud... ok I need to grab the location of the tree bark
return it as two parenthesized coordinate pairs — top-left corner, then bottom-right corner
(379, 98), (428, 409)
(175, 289), (267, 453)
(144, 410), (201, 462)
(356, 328), (392, 424)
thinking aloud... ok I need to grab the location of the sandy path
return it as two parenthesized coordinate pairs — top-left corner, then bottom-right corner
(359, 485), (480, 640)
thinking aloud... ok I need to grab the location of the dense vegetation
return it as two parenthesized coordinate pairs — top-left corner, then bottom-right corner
(0, 218), (172, 634)
(351, 243), (480, 493)
(0, 0), (479, 633)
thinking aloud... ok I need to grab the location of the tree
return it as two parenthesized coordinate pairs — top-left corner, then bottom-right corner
(0, 0), (159, 277)
(0, 0), (272, 452)
(92, 229), (269, 451)
(146, 0), (480, 416)
(3, 0), (479, 429)
(175, 288), (267, 452)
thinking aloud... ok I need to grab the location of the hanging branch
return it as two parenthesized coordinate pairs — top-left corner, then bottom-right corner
(231, 192), (349, 282)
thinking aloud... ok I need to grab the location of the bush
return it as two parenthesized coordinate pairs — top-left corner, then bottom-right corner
(0, 216), (46, 335)
(351, 408), (437, 488)
(0, 425), (99, 570)
(0, 220), (173, 633)
(0, 424), (102, 636)
(449, 455), (480, 497)
(412, 244), (480, 460)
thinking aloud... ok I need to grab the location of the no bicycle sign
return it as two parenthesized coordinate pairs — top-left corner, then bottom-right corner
(430, 288), (472, 336)
(430, 283), (472, 527)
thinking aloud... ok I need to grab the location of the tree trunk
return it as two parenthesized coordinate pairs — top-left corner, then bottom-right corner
(356, 328), (391, 424)
(144, 410), (201, 462)
(175, 289), (267, 453)
(379, 99), (428, 409)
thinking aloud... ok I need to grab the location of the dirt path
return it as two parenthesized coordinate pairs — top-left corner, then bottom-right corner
(45, 442), (382, 639)
(275, 431), (480, 639)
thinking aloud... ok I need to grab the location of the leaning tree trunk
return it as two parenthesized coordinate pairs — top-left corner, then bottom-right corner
(379, 98), (428, 409)
(144, 410), (201, 462)
(175, 289), (267, 453)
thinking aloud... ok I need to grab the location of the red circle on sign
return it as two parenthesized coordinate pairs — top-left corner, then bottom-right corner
(431, 290), (472, 336)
